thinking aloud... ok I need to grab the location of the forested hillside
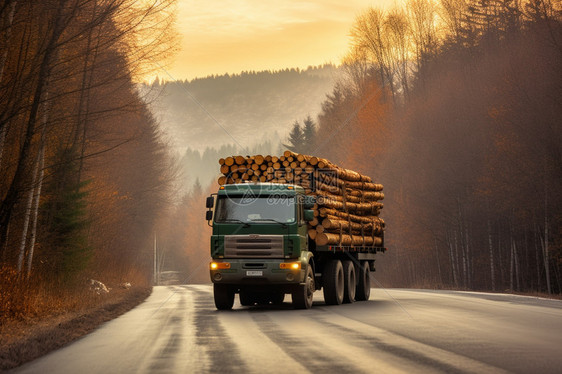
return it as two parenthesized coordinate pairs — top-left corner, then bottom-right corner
(141, 65), (339, 153)
(313, 0), (562, 294)
(0, 0), (176, 320)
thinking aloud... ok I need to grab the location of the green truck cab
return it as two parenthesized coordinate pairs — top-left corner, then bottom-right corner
(205, 183), (385, 310)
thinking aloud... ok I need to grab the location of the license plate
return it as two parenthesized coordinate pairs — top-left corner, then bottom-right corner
(246, 270), (263, 276)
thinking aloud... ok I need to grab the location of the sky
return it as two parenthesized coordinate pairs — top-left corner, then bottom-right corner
(161, 0), (394, 81)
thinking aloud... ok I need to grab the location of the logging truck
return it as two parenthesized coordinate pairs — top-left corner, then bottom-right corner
(205, 181), (386, 310)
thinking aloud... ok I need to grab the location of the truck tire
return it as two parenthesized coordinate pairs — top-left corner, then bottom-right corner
(292, 265), (314, 309)
(323, 259), (344, 305)
(239, 290), (255, 306)
(214, 284), (234, 310)
(342, 260), (356, 303)
(356, 261), (371, 301)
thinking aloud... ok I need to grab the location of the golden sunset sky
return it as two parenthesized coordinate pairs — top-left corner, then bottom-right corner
(163, 0), (394, 81)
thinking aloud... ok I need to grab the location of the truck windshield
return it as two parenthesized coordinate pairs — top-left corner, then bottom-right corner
(215, 196), (295, 224)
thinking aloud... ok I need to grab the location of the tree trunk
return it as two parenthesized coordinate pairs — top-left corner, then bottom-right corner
(0, 0), (17, 82)
(0, 0), (18, 168)
(26, 141), (45, 278)
(434, 236), (443, 286)
(534, 219), (542, 291)
(16, 169), (38, 273)
(25, 88), (48, 279)
(488, 218), (495, 291)
(0, 0), (68, 247)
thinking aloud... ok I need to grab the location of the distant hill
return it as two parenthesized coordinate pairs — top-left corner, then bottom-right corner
(141, 65), (340, 154)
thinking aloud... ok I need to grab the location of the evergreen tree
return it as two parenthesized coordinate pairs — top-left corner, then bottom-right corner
(302, 115), (317, 148)
(44, 148), (92, 285)
(283, 121), (306, 153)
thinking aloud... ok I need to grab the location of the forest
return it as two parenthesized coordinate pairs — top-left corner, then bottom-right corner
(0, 0), (176, 321)
(140, 65), (339, 153)
(313, 0), (562, 294)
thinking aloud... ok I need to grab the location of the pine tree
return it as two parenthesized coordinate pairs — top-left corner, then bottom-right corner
(283, 121), (306, 152)
(302, 115), (317, 148)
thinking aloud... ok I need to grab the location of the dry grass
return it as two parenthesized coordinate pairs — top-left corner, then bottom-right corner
(0, 265), (152, 370)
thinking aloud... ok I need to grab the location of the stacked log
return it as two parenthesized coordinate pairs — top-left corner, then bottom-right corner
(217, 151), (385, 247)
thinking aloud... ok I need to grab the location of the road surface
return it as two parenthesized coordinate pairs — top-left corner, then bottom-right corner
(12, 285), (562, 373)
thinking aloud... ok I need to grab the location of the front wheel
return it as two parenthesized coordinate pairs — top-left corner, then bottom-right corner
(214, 284), (234, 310)
(292, 265), (314, 309)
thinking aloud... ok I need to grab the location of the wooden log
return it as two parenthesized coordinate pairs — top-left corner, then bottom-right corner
(315, 190), (383, 204)
(318, 208), (385, 226)
(346, 190), (385, 201)
(315, 232), (383, 246)
(235, 155), (245, 165)
(254, 154), (265, 165)
(308, 229), (317, 240)
(220, 165), (230, 174)
(219, 158), (225, 165)
(321, 216), (384, 235)
(225, 157), (234, 166)
(317, 196), (383, 214)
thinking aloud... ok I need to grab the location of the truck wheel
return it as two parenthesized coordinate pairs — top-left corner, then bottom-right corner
(323, 260), (344, 305)
(356, 261), (371, 301)
(292, 265), (314, 309)
(239, 290), (255, 306)
(342, 260), (356, 303)
(214, 284), (234, 310)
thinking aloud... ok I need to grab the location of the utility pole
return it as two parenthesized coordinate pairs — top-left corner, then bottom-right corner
(154, 232), (157, 285)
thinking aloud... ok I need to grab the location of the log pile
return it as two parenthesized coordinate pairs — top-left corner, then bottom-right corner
(217, 151), (385, 247)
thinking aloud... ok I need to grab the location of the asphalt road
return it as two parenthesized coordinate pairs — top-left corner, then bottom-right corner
(12, 285), (562, 374)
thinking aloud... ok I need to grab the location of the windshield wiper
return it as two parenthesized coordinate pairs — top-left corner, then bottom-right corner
(249, 218), (288, 228)
(220, 218), (250, 227)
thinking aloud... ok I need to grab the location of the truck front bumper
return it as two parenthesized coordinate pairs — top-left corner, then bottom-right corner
(210, 259), (305, 285)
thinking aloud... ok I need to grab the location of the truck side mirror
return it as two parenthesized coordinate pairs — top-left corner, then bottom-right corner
(304, 209), (314, 222)
(206, 196), (214, 209)
(205, 210), (213, 221)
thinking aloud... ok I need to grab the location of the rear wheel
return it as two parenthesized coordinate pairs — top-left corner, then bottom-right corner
(214, 284), (234, 310)
(293, 265), (314, 309)
(356, 261), (371, 301)
(342, 260), (356, 303)
(323, 260), (344, 305)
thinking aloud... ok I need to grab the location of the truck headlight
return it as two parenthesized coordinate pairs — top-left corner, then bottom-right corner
(210, 262), (230, 270)
(280, 262), (301, 270)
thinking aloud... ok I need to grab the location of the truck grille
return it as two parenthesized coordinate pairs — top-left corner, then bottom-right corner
(224, 235), (284, 258)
